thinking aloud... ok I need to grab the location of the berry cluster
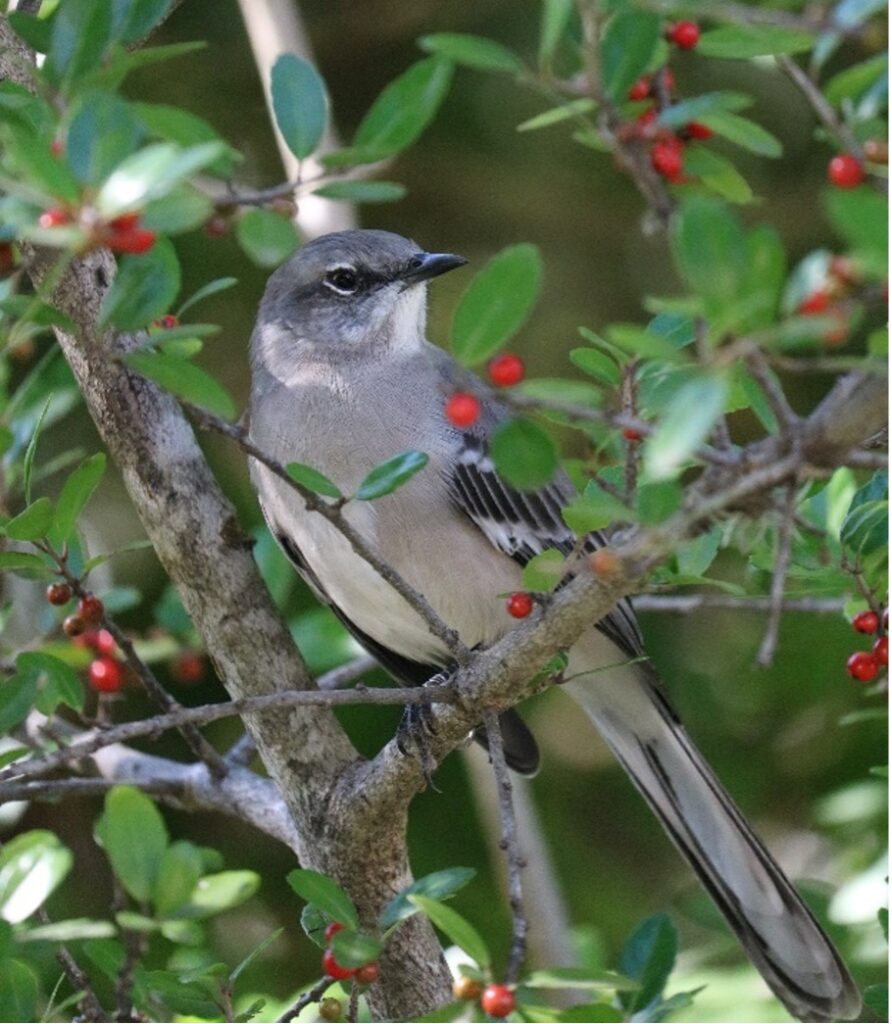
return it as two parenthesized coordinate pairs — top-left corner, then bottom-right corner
(444, 353), (525, 430)
(38, 205), (157, 255)
(846, 608), (887, 683)
(48, 585), (126, 694)
(453, 976), (515, 1018)
(320, 922), (379, 986)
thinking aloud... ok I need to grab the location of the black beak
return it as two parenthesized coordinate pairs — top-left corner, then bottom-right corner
(400, 251), (468, 286)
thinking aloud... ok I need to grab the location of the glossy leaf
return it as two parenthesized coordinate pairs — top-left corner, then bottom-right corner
(314, 180), (407, 203)
(177, 276), (238, 317)
(115, 0), (174, 44)
(418, 33), (523, 74)
(5, 497), (52, 541)
(0, 831), (73, 923)
(539, 0), (574, 66)
(452, 243), (542, 365)
(230, 928), (285, 984)
(562, 484), (634, 534)
(330, 929), (383, 968)
(67, 91), (144, 186)
(286, 462), (343, 499)
(618, 913), (677, 1013)
(698, 111), (782, 157)
(51, 452), (106, 544)
(236, 208), (300, 268)
(123, 350), (236, 419)
(185, 870), (260, 918)
(643, 373), (728, 480)
(490, 418), (557, 490)
(0, 675), (39, 734)
(823, 188), (887, 274)
(636, 481), (682, 525)
(153, 840), (204, 918)
(133, 102), (235, 176)
(271, 54), (328, 160)
(600, 9), (662, 102)
(697, 25), (814, 58)
(99, 236), (181, 330)
(46, 0), (114, 87)
(96, 787), (169, 903)
(378, 867), (476, 929)
(18, 917), (116, 942)
(18, 651), (84, 714)
(356, 450), (429, 500)
(142, 185), (214, 234)
(0, 960), (38, 1023)
(409, 895), (490, 967)
(657, 91), (751, 129)
(522, 549), (567, 592)
(525, 967), (639, 992)
(570, 347), (621, 387)
(4, 125), (81, 204)
(286, 868), (360, 930)
(517, 98), (596, 132)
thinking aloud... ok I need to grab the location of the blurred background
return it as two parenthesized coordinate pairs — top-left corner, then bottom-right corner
(5, 1), (887, 1020)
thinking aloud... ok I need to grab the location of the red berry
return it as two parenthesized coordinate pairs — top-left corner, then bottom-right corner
(110, 212), (141, 232)
(78, 594), (104, 625)
(628, 76), (651, 101)
(506, 592), (534, 619)
(63, 614), (86, 638)
(0, 243), (15, 276)
(488, 353), (525, 387)
(50, 140), (64, 157)
(445, 392), (481, 429)
(108, 227), (156, 255)
(46, 582), (72, 606)
(324, 921), (345, 943)
(636, 107), (657, 131)
(623, 427), (643, 441)
(873, 635), (888, 667)
(669, 21), (700, 49)
(686, 122), (713, 140)
(852, 610), (880, 634)
(847, 651), (879, 682)
(480, 984), (515, 1019)
(38, 208), (71, 229)
(153, 314), (179, 329)
(798, 290), (830, 315)
(94, 629), (117, 657)
(828, 154), (865, 189)
(172, 650), (206, 685)
(322, 948), (355, 981)
(651, 139), (684, 180)
(88, 656), (124, 693)
(355, 962), (379, 985)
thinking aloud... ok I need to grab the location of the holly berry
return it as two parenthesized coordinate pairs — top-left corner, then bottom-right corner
(798, 290), (830, 315)
(685, 122), (713, 140)
(324, 921), (345, 943)
(47, 582), (72, 606)
(873, 635), (888, 667)
(852, 610), (879, 634)
(355, 962), (379, 985)
(322, 948), (355, 981)
(480, 984), (515, 1019)
(153, 314), (179, 329)
(445, 392), (481, 429)
(668, 20), (700, 49)
(78, 594), (104, 625)
(488, 353), (525, 387)
(863, 139), (888, 165)
(828, 154), (865, 189)
(63, 614), (86, 638)
(589, 549), (619, 576)
(107, 227), (156, 255)
(628, 76), (651, 101)
(172, 650), (206, 685)
(636, 107), (657, 132)
(506, 592), (534, 619)
(453, 976), (484, 1001)
(847, 651), (879, 682)
(318, 997), (343, 1023)
(110, 213), (141, 232)
(651, 139), (684, 181)
(39, 208), (71, 229)
(94, 629), (117, 657)
(623, 427), (643, 442)
(88, 656), (124, 693)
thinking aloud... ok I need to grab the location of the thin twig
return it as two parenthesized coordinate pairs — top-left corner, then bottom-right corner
(482, 708), (527, 986)
(634, 594), (846, 614)
(36, 909), (108, 1022)
(757, 486), (799, 667)
(621, 362), (639, 502)
(276, 977), (332, 1023)
(744, 344), (799, 436)
(183, 401), (470, 665)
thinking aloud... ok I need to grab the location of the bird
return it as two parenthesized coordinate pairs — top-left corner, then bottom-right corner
(247, 228), (861, 1023)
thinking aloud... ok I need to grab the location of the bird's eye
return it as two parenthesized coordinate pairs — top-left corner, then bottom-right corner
(324, 267), (359, 294)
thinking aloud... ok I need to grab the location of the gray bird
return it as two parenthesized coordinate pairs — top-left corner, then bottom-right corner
(248, 229), (860, 1023)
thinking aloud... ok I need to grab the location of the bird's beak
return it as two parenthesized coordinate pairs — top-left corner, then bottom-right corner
(400, 251), (468, 286)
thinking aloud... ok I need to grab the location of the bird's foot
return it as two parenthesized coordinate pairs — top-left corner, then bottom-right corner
(396, 670), (451, 790)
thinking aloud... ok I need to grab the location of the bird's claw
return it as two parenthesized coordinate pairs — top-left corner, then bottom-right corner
(396, 670), (451, 790)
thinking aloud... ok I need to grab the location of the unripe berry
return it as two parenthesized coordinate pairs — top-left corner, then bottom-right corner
(852, 610), (880, 634)
(828, 154), (865, 189)
(847, 651), (879, 682)
(863, 139), (888, 165)
(488, 353), (525, 387)
(480, 984), (515, 1019)
(873, 635), (888, 667)
(453, 976), (484, 1001)
(589, 549), (619, 576)
(506, 592), (534, 619)
(445, 392), (481, 429)
(47, 582), (72, 606)
(63, 614), (86, 638)
(668, 21), (700, 49)
(355, 962), (379, 985)
(88, 656), (124, 693)
(78, 594), (104, 625)
(324, 921), (344, 943)
(319, 998), (343, 1022)
(322, 948), (355, 981)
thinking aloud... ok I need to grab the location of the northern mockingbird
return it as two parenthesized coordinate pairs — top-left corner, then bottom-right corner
(248, 229), (859, 1022)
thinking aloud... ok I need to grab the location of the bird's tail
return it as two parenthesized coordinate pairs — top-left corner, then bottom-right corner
(563, 641), (861, 1023)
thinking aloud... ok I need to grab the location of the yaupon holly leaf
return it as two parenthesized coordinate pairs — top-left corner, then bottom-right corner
(286, 868), (360, 930)
(185, 871), (261, 918)
(96, 788), (168, 903)
(330, 930), (382, 969)
(409, 895), (490, 967)
(18, 651), (84, 715)
(643, 372), (728, 480)
(286, 462), (343, 500)
(236, 208), (300, 268)
(67, 91), (144, 187)
(356, 450), (429, 500)
(378, 867), (476, 929)
(271, 54), (328, 160)
(490, 418), (557, 490)
(153, 841), (203, 918)
(696, 25), (814, 58)
(0, 831), (73, 924)
(600, 8), (661, 102)
(618, 913), (677, 1014)
(5, 497), (53, 541)
(50, 452), (106, 545)
(123, 350), (236, 420)
(525, 967), (639, 992)
(314, 181), (407, 204)
(418, 34), (524, 74)
(99, 237), (181, 330)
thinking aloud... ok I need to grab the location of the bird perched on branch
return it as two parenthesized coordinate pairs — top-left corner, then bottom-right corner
(248, 228), (860, 1023)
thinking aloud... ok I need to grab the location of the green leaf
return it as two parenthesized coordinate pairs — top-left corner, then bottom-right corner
(604, 323), (685, 363)
(0, 831), (73, 923)
(286, 462), (343, 499)
(418, 34), (523, 74)
(99, 236), (181, 330)
(96, 787), (169, 903)
(643, 373), (728, 480)
(557, 1004), (625, 1023)
(18, 917), (116, 942)
(18, 651), (84, 714)
(22, 395), (51, 506)
(95, 141), (226, 218)
(123, 349), (236, 419)
(153, 841), (204, 918)
(676, 529), (721, 577)
(230, 928), (284, 985)
(7, 11), (52, 54)
(51, 452), (106, 545)
(841, 499), (887, 556)
(271, 54), (328, 160)
(132, 102), (235, 177)
(618, 914), (677, 1014)
(67, 91), (144, 187)
(0, 675), (39, 734)
(600, 9), (662, 102)
(452, 243), (542, 365)
(286, 868), (360, 930)
(4, 124), (81, 205)
(177, 276), (238, 317)
(142, 971), (221, 1018)
(562, 484), (634, 534)
(236, 208), (300, 268)
(698, 111), (782, 157)
(697, 25), (815, 58)
(522, 549), (567, 592)
(738, 225), (786, 332)
(517, 98), (596, 133)
(657, 91), (752, 129)
(46, 0), (114, 87)
(353, 57), (453, 158)
(5, 497), (53, 541)
(313, 180), (407, 203)
(823, 188), (887, 274)
(539, 0), (574, 67)
(115, 0), (172, 44)
(185, 870), (260, 918)
(330, 929), (383, 969)
(525, 967), (639, 992)
(825, 54), (888, 105)
(0, 960), (38, 1023)
(636, 481), (682, 525)
(378, 867), (476, 929)
(0, 551), (51, 577)
(409, 895), (489, 967)
(490, 418), (557, 491)
(356, 450), (429, 501)
(569, 347), (620, 387)
(863, 984), (888, 1020)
